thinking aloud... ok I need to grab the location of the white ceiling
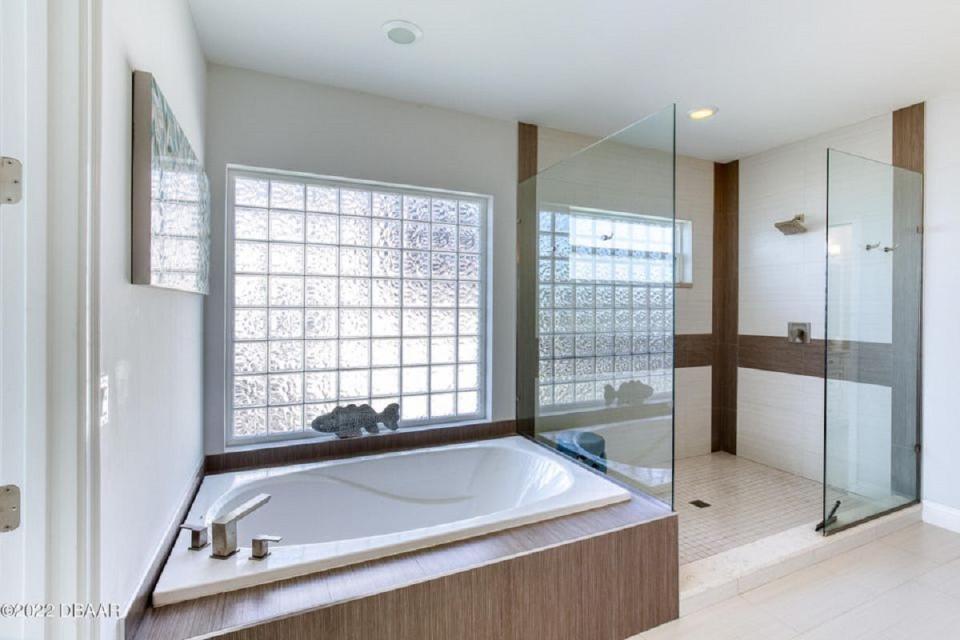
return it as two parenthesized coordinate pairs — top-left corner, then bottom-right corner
(188, 0), (960, 161)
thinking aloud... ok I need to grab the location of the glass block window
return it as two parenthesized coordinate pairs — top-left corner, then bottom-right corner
(537, 208), (675, 412)
(227, 169), (486, 442)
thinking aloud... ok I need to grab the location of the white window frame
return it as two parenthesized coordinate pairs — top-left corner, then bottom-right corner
(224, 165), (491, 446)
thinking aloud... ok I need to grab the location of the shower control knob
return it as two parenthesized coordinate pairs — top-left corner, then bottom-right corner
(251, 534), (283, 560)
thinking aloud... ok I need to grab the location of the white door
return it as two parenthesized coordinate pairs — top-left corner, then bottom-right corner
(1, 0), (46, 638)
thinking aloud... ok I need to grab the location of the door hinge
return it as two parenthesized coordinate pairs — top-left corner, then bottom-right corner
(1, 157), (23, 204)
(914, 443), (922, 455)
(0, 485), (20, 533)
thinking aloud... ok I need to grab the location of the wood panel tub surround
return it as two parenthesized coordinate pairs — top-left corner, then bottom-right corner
(133, 497), (678, 640)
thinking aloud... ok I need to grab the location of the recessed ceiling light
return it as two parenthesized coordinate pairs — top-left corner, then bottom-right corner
(383, 20), (423, 45)
(687, 106), (718, 121)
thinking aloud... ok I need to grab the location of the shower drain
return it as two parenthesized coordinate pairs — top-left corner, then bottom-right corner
(689, 499), (711, 508)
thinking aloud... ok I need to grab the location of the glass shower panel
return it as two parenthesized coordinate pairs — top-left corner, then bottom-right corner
(824, 149), (922, 533)
(517, 106), (676, 507)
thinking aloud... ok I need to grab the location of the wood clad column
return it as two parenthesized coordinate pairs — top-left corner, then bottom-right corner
(712, 161), (739, 454)
(891, 103), (924, 497)
(516, 123), (539, 436)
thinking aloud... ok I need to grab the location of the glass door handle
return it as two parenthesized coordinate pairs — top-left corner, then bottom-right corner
(883, 244), (900, 253)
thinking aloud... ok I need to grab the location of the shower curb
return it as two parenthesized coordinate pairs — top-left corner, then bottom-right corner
(678, 504), (921, 616)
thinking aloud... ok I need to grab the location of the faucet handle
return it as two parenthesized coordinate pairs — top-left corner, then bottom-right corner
(250, 534), (283, 560)
(179, 522), (209, 550)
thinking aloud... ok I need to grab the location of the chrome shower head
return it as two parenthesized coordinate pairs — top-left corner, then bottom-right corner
(775, 214), (807, 235)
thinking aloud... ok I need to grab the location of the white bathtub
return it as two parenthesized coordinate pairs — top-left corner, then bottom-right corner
(153, 436), (630, 606)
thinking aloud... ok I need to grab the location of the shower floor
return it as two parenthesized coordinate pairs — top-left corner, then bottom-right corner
(676, 452), (823, 565)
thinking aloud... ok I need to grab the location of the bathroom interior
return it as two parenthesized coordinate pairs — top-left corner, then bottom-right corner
(5, 1), (960, 639)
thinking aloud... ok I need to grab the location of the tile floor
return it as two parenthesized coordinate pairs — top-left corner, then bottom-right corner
(632, 521), (960, 639)
(676, 453), (823, 564)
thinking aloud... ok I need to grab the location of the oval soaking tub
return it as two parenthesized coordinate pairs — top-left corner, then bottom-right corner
(153, 436), (630, 606)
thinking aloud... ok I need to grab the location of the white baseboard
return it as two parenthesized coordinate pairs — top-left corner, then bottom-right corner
(922, 500), (960, 533)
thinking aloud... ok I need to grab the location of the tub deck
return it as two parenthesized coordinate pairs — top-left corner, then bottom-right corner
(133, 493), (676, 640)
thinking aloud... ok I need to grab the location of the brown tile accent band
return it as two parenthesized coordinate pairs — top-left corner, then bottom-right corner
(825, 340), (892, 388)
(205, 420), (517, 475)
(712, 161), (740, 454)
(675, 333), (714, 368)
(737, 335), (892, 387)
(737, 335), (825, 378)
(134, 499), (678, 640)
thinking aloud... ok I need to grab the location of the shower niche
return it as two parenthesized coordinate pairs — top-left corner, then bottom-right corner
(517, 106), (676, 507)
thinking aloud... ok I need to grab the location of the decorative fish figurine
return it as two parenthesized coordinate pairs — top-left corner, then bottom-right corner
(310, 403), (401, 439)
(603, 380), (654, 406)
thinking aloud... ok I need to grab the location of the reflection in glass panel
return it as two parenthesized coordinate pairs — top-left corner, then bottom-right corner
(518, 106), (676, 507)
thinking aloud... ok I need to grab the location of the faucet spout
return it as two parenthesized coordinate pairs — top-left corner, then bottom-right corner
(211, 493), (271, 559)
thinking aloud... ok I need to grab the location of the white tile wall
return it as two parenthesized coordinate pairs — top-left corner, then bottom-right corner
(737, 115), (894, 479)
(825, 379), (892, 498)
(676, 366), (712, 459)
(737, 366), (894, 490)
(737, 368), (824, 482)
(676, 156), (714, 336)
(739, 114), (892, 340)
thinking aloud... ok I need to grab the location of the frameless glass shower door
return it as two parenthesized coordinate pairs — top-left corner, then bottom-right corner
(824, 149), (922, 533)
(517, 106), (676, 507)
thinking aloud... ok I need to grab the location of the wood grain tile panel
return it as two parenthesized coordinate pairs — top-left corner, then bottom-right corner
(675, 333), (714, 368)
(225, 515), (677, 640)
(892, 103), (924, 173)
(712, 161), (739, 454)
(134, 498), (677, 640)
(737, 335), (893, 386)
(516, 122), (539, 436)
(517, 122), (539, 182)
(205, 420), (516, 474)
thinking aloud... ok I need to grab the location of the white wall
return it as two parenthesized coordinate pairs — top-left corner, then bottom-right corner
(922, 91), (960, 528)
(538, 128), (714, 458)
(737, 115), (893, 480)
(203, 64), (518, 454)
(98, 0), (206, 632)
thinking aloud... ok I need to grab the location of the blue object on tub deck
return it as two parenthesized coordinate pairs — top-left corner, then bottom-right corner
(555, 431), (607, 473)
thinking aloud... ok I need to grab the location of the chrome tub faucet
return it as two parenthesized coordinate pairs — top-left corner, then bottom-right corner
(210, 493), (271, 559)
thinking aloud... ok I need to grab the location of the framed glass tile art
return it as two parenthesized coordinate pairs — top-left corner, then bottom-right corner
(131, 70), (211, 294)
